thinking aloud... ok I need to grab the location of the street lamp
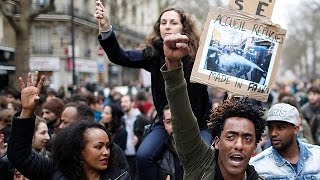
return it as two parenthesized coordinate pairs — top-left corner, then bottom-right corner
(70, 0), (76, 86)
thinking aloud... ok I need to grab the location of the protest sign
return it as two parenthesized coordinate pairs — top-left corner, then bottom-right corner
(190, 6), (286, 102)
(228, 0), (276, 19)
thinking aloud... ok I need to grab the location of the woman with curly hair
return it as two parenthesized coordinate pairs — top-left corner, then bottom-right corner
(7, 72), (130, 180)
(160, 35), (266, 179)
(95, 2), (212, 179)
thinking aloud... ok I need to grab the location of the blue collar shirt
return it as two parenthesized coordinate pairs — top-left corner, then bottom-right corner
(250, 141), (320, 180)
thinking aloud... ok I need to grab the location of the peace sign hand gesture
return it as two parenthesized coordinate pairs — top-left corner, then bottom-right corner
(19, 71), (45, 118)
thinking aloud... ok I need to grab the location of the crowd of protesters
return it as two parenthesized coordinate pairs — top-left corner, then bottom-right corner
(0, 70), (319, 179)
(0, 1), (320, 179)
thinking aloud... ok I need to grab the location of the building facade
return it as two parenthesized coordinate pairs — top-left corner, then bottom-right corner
(0, 13), (16, 89)
(0, 0), (162, 90)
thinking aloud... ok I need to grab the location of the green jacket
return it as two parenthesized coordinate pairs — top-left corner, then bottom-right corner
(161, 64), (263, 180)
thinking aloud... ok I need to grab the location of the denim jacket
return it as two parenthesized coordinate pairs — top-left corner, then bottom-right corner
(250, 141), (320, 180)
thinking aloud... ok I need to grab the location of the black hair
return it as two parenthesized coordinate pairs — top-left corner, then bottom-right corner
(51, 120), (114, 180)
(279, 95), (301, 111)
(210, 98), (266, 144)
(308, 86), (320, 94)
(65, 94), (88, 104)
(163, 104), (170, 112)
(107, 104), (124, 134)
(63, 102), (94, 122)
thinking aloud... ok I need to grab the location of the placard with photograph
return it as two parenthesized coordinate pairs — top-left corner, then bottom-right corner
(191, 6), (287, 102)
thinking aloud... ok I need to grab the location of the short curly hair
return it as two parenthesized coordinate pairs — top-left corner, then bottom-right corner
(210, 98), (266, 144)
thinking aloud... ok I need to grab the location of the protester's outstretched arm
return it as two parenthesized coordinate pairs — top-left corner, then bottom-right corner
(162, 34), (214, 174)
(8, 72), (55, 180)
(19, 71), (45, 118)
(94, 1), (151, 70)
(94, 0), (111, 32)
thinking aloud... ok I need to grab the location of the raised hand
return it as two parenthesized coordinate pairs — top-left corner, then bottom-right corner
(163, 33), (190, 70)
(94, 0), (111, 31)
(19, 71), (45, 118)
(0, 133), (6, 156)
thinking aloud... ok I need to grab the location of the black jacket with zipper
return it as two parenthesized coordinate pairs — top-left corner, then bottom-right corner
(7, 114), (131, 180)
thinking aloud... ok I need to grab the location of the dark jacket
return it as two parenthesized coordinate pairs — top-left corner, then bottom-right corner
(158, 136), (184, 180)
(310, 114), (320, 145)
(301, 102), (320, 123)
(112, 125), (128, 151)
(99, 32), (210, 128)
(133, 114), (150, 150)
(7, 114), (131, 180)
(0, 154), (14, 180)
(52, 167), (130, 180)
(112, 142), (131, 172)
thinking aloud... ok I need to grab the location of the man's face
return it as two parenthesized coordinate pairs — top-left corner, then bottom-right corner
(42, 109), (58, 122)
(59, 107), (77, 129)
(214, 117), (256, 177)
(268, 121), (298, 152)
(6, 94), (15, 103)
(308, 92), (320, 105)
(163, 109), (172, 135)
(121, 96), (133, 113)
(94, 101), (104, 112)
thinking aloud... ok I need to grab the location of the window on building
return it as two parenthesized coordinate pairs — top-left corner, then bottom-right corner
(132, 5), (137, 19)
(141, 12), (144, 25)
(122, 0), (127, 19)
(32, 26), (52, 54)
(36, 0), (48, 8)
(83, 35), (91, 58)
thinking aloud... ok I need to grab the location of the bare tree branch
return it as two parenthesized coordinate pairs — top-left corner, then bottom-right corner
(0, 0), (20, 31)
(9, 0), (20, 6)
(284, 0), (320, 78)
(159, 0), (175, 12)
(29, 0), (55, 20)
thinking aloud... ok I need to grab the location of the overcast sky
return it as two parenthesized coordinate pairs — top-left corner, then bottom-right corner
(272, 0), (302, 29)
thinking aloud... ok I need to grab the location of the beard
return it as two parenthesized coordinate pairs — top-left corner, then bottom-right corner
(46, 118), (58, 127)
(272, 135), (295, 152)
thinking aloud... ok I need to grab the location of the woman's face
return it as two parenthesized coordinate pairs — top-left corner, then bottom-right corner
(32, 122), (50, 151)
(159, 10), (183, 40)
(101, 106), (112, 124)
(81, 128), (110, 171)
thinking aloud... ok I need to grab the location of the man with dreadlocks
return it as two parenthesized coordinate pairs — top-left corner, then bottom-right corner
(160, 33), (266, 179)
